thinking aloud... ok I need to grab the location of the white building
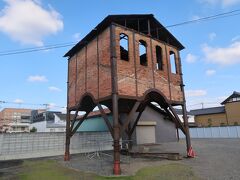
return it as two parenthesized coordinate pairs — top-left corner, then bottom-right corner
(30, 113), (66, 132)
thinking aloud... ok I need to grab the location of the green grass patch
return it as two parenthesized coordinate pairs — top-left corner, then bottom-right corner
(18, 160), (200, 180)
(18, 160), (96, 180)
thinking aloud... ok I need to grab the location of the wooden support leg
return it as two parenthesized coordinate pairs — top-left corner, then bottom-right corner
(64, 109), (71, 161)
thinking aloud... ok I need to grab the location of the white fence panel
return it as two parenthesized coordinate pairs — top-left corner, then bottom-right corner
(179, 126), (240, 138)
(0, 132), (112, 160)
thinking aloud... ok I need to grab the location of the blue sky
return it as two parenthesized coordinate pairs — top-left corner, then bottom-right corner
(0, 0), (240, 111)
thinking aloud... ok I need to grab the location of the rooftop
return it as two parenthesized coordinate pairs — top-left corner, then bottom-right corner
(64, 14), (184, 58)
(221, 91), (240, 105)
(190, 106), (225, 116)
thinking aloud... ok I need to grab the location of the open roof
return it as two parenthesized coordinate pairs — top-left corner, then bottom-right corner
(64, 14), (184, 58)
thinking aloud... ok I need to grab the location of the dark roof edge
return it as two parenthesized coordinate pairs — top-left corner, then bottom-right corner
(64, 14), (184, 58)
(221, 91), (240, 104)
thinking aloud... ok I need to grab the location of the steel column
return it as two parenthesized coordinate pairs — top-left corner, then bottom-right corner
(110, 24), (121, 175)
(182, 103), (191, 152)
(64, 109), (71, 161)
(177, 51), (193, 156)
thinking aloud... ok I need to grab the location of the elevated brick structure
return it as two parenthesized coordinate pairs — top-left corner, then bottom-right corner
(64, 14), (193, 175)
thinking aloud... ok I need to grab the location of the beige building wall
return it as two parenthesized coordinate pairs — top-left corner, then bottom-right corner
(225, 101), (240, 125)
(0, 108), (32, 127)
(195, 113), (227, 127)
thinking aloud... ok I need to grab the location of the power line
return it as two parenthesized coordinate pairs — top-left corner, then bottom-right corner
(0, 100), (65, 109)
(164, 9), (240, 29)
(0, 9), (239, 57)
(0, 42), (77, 57)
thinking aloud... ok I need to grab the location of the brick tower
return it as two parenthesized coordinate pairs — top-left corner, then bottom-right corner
(64, 14), (193, 175)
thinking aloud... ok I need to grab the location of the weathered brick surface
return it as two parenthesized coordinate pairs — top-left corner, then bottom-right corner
(151, 39), (170, 99)
(98, 28), (112, 99)
(76, 48), (86, 103)
(68, 55), (76, 107)
(115, 27), (136, 96)
(68, 28), (111, 108)
(86, 38), (98, 99)
(114, 26), (183, 102)
(68, 25), (184, 108)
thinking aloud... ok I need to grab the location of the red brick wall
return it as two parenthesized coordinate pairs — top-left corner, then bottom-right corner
(68, 25), (184, 108)
(68, 28), (111, 108)
(68, 55), (76, 107)
(115, 26), (183, 102)
(98, 28), (112, 99)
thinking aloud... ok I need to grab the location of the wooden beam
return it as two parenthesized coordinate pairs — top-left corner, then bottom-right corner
(98, 104), (114, 138)
(121, 101), (140, 133)
(166, 106), (186, 135)
(70, 107), (80, 131)
(71, 110), (91, 136)
(129, 110), (144, 136)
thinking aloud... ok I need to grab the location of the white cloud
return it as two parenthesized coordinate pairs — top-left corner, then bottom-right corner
(185, 53), (198, 63)
(198, 0), (240, 7)
(191, 15), (201, 21)
(14, 98), (24, 103)
(185, 89), (207, 97)
(232, 35), (240, 42)
(222, 0), (240, 6)
(48, 86), (62, 92)
(0, 0), (63, 46)
(47, 103), (56, 109)
(27, 75), (48, 82)
(73, 33), (81, 41)
(202, 41), (240, 65)
(205, 69), (216, 76)
(209, 32), (216, 41)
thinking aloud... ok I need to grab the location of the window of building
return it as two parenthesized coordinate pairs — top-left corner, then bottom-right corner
(170, 51), (177, 74)
(139, 40), (147, 66)
(156, 46), (163, 70)
(119, 33), (129, 61)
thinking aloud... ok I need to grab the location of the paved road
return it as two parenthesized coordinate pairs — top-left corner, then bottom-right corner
(61, 139), (240, 179)
(161, 139), (240, 180)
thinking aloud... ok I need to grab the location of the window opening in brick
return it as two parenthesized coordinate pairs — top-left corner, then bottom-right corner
(120, 33), (129, 61)
(156, 46), (163, 70)
(139, 40), (147, 66)
(170, 51), (177, 74)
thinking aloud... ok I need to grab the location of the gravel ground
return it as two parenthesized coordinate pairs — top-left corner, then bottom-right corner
(0, 139), (240, 179)
(59, 139), (240, 179)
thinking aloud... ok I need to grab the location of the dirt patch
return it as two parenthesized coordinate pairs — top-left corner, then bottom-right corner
(0, 160), (23, 169)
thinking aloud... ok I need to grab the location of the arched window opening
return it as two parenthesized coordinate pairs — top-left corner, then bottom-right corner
(156, 46), (163, 70)
(139, 40), (147, 66)
(119, 33), (129, 61)
(170, 51), (177, 74)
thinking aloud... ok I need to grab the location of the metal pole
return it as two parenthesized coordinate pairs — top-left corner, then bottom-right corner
(177, 51), (192, 155)
(182, 104), (191, 152)
(110, 24), (121, 175)
(64, 109), (71, 161)
(64, 58), (71, 161)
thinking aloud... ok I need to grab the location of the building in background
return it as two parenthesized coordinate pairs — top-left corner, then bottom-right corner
(30, 111), (66, 132)
(190, 91), (240, 127)
(0, 108), (32, 132)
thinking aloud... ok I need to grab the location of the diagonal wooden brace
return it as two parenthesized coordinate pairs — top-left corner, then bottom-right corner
(98, 104), (114, 138)
(70, 110), (91, 137)
(121, 101), (140, 134)
(167, 105), (186, 135)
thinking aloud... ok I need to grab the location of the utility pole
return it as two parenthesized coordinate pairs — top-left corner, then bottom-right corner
(43, 103), (49, 121)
